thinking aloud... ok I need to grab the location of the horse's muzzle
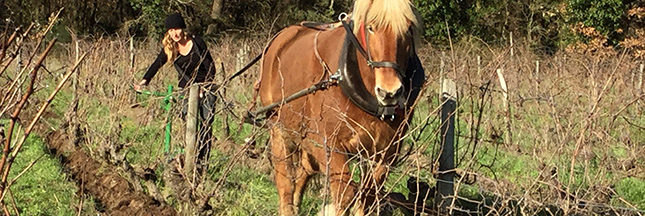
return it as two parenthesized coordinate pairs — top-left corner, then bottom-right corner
(376, 85), (404, 106)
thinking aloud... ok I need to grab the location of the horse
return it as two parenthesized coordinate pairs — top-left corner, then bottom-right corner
(258, 0), (424, 215)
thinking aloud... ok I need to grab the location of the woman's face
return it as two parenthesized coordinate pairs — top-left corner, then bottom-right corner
(168, 28), (183, 42)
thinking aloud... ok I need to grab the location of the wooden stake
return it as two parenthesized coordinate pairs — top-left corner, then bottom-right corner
(439, 51), (445, 104)
(130, 37), (135, 70)
(184, 84), (199, 181)
(217, 58), (229, 139)
(496, 69), (512, 147)
(510, 32), (514, 58)
(534, 60), (540, 80)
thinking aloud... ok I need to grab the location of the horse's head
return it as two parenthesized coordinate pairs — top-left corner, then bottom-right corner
(353, 0), (421, 107)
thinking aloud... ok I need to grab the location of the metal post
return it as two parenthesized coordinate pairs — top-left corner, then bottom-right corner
(184, 84), (199, 179)
(163, 85), (174, 153)
(437, 79), (456, 214)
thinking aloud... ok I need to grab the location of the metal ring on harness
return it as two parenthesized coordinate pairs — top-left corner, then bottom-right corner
(338, 12), (348, 21)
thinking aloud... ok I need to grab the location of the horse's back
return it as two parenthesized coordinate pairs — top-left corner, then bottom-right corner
(259, 25), (343, 107)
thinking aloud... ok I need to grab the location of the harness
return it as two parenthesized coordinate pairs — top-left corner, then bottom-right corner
(337, 19), (404, 119)
(243, 17), (424, 125)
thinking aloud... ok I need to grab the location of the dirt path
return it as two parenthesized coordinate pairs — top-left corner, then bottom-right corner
(46, 130), (177, 215)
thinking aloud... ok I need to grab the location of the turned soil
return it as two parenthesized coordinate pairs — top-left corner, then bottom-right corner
(46, 130), (177, 215)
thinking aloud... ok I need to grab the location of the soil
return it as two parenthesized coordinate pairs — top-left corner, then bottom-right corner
(46, 130), (177, 215)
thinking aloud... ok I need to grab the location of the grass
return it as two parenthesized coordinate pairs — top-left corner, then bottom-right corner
(614, 177), (645, 209)
(3, 134), (98, 215)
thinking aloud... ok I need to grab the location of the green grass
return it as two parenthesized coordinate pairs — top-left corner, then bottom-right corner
(4, 134), (98, 215)
(614, 177), (645, 210)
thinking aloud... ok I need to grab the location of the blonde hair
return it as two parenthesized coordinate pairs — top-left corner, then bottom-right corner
(162, 30), (189, 63)
(352, 0), (422, 49)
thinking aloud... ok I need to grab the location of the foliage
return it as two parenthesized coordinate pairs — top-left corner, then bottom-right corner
(567, 0), (628, 46)
(414, 0), (469, 45)
(129, 0), (167, 37)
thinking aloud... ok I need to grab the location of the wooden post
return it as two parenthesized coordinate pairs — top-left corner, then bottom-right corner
(439, 51), (446, 104)
(129, 37), (135, 70)
(437, 79), (456, 213)
(184, 84), (199, 180)
(534, 60), (539, 80)
(496, 69), (512, 147)
(534, 61), (540, 99)
(510, 32), (514, 58)
(73, 39), (80, 95)
(217, 58), (229, 139)
(235, 43), (249, 85)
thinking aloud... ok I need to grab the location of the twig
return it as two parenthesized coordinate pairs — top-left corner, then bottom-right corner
(622, 116), (645, 130)
(0, 27), (20, 63)
(609, 94), (644, 128)
(567, 52), (623, 210)
(1, 9), (61, 104)
(0, 39), (57, 194)
(2, 204), (8, 216)
(77, 177), (84, 216)
(0, 24), (33, 80)
(0, 47), (88, 200)
(8, 188), (18, 216)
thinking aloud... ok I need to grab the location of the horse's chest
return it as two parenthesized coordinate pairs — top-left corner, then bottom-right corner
(343, 119), (398, 154)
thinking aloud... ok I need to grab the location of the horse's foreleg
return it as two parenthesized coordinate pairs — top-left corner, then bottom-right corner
(270, 128), (298, 216)
(293, 152), (316, 210)
(360, 163), (390, 215)
(323, 152), (356, 216)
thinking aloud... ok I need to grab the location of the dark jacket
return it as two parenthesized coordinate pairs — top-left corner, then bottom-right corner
(143, 35), (215, 88)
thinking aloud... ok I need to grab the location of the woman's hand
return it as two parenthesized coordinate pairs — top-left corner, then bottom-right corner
(133, 79), (147, 91)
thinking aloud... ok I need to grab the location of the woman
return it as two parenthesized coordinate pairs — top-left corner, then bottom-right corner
(134, 12), (216, 174)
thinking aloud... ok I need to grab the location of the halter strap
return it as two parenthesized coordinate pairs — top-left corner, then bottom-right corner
(340, 20), (403, 76)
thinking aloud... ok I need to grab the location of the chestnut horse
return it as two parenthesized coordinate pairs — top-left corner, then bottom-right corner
(258, 0), (423, 215)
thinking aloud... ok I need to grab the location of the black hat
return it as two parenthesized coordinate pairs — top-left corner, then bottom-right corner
(164, 13), (186, 30)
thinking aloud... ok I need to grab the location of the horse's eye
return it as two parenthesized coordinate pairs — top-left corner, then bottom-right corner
(367, 26), (375, 33)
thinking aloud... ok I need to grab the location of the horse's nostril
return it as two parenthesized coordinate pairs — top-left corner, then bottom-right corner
(376, 87), (385, 98)
(393, 87), (404, 97)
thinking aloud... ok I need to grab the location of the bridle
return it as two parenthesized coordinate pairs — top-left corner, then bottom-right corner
(334, 18), (417, 120)
(340, 20), (405, 78)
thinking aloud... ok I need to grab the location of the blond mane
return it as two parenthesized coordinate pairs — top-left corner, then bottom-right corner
(352, 0), (422, 47)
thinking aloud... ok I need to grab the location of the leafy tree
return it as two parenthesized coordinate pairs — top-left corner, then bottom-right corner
(414, 0), (470, 44)
(129, 0), (168, 37)
(567, 0), (629, 45)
